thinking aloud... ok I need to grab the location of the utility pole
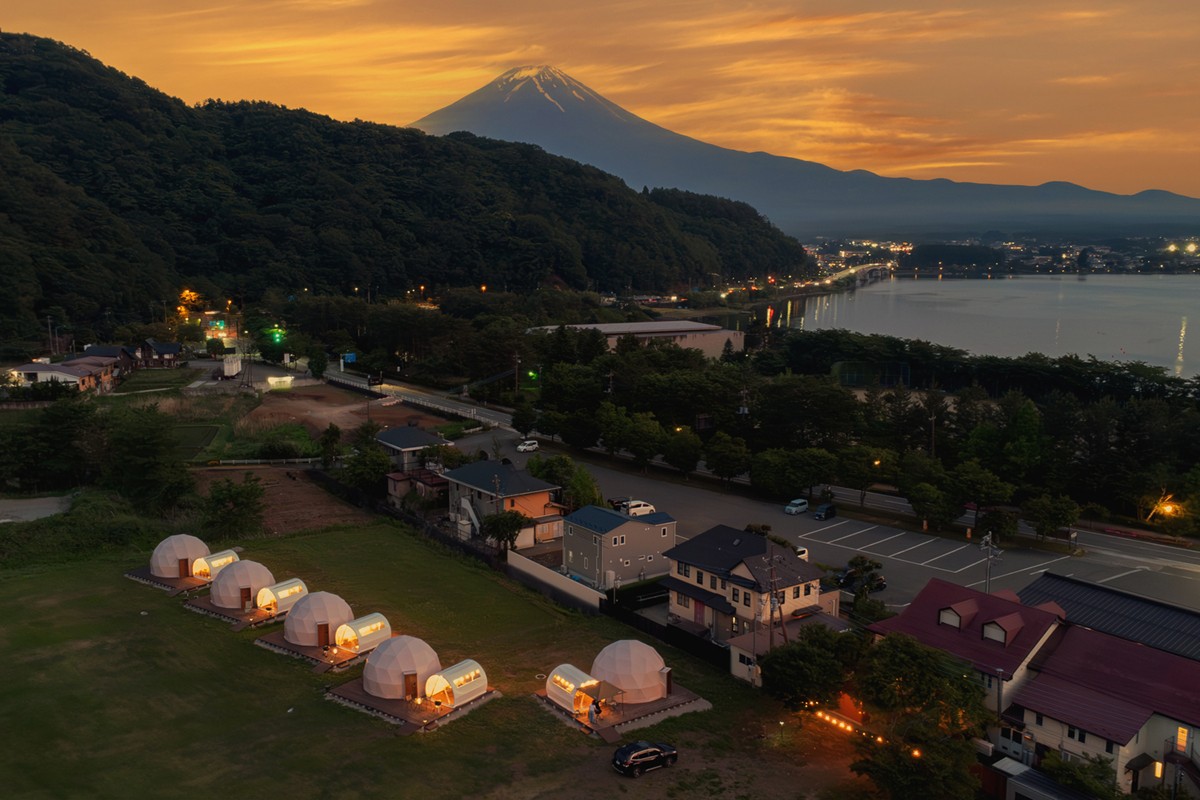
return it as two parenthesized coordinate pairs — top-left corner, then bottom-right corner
(47, 315), (53, 355)
(981, 532), (1003, 593)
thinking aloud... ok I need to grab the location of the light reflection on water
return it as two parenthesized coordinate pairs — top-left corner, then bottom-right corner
(721, 275), (1200, 377)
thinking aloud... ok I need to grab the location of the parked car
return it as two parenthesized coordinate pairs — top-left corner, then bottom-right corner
(612, 741), (678, 777)
(516, 440), (539, 452)
(813, 503), (837, 520)
(783, 498), (809, 515)
(608, 496), (632, 510)
(795, 546), (810, 560)
(835, 569), (887, 593)
(624, 500), (656, 517)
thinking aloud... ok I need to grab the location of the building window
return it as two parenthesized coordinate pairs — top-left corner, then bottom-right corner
(661, 527), (668, 537)
(1035, 713), (1043, 726)
(710, 575), (717, 590)
(568, 551), (573, 563)
(677, 563), (690, 577)
(677, 593), (690, 609)
(1105, 740), (1114, 755)
(1177, 727), (1189, 752)
(804, 584), (813, 596)
(743, 593), (751, 607)
(720, 579), (727, 589)
(792, 586), (801, 599)
(612, 536), (619, 547)
(1068, 726), (1086, 744)
(647, 555), (654, 562)
(509, 499), (516, 508)
(696, 570), (704, 585)
(732, 588), (740, 603)
(583, 557), (589, 570)
(568, 525), (574, 537)
(738, 653), (753, 666)
(620, 535), (626, 545)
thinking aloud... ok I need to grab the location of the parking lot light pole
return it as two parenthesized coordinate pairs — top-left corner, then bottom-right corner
(981, 532), (1003, 593)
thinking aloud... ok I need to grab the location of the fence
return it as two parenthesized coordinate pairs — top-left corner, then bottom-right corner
(505, 551), (604, 613)
(603, 604), (731, 670)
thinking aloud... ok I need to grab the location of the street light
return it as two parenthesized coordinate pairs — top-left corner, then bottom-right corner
(980, 532), (1003, 593)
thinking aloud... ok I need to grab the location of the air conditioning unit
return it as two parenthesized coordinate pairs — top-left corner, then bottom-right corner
(972, 738), (995, 757)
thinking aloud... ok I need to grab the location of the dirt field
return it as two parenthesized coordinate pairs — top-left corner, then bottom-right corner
(191, 465), (375, 535)
(243, 383), (449, 440)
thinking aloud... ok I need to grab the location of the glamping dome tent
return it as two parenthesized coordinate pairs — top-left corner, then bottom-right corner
(256, 578), (308, 614)
(191, 549), (239, 580)
(209, 560), (275, 610)
(334, 613), (391, 653)
(283, 591), (354, 648)
(546, 664), (608, 714)
(591, 640), (669, 703)
(150, 534), (210, 579)
(425, 659), (487, 709)
(362, 635), (441, 700)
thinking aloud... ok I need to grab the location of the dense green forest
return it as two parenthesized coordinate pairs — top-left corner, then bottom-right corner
(0, 33), (808, 346)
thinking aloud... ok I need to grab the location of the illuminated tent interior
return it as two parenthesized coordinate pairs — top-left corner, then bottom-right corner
(283, 591), (354, 647)
(149, 534), (210, 578)
(590, 640), (670, 704)
(545, 663), (622, 714)
(425, 659), (487, 709)
(256, 578), (308, 614)
(209, 560), (275, 610)
(362, 635), (441, 700)
(334, 612), (392, 653)
(191, 549), (239, 580)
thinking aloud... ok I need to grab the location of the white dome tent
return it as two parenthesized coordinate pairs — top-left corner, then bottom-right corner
(149, 534), (209, 579)
(425, 659), (487, 709)
(191, 549), (239, 580)
(209, 560), (275, 610)
(283, 591), (353, 648)
(590, 640), (670, 704)
(362, 635), (441, 700)
(546, 663), (621, 714)
(256, 579), (308, 615)
(334, 613), (392, 653)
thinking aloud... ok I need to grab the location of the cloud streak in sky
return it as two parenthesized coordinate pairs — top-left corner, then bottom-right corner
(6, 0), (1198, 196)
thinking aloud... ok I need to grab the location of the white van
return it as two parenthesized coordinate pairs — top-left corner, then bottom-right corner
(624, 501), (656, 517)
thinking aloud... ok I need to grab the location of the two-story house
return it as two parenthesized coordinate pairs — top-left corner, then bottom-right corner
(662, 525), (832, 643)
(83, 345), (138, 378)
(443, 461), (563, 549)
(375, 426), (451, 471)
(561, 505), (676, 590)
(141, 338), (182, 368)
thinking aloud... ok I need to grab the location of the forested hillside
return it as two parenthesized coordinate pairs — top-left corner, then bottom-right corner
(0, 33), (807, 345)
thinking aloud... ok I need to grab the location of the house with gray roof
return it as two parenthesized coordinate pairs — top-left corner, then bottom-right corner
(375, 426), (451, 472)
(526, 320), (742, 359)
(662, 525), (832, 644)
(562, 505), (676, 590)
(443, 461), (563, 549)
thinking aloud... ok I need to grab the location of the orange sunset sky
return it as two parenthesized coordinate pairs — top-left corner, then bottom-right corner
(7, 0), (1198, 197)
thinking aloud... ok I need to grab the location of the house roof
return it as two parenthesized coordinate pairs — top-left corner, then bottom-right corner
(13, 362), (92, 379)
(376, 426), (447, 452)
(1012, 625), (1200, 743)
(664, 525), (825, 591)
(63, 356), (116, 369)
(145, 338), (182, 355)
(868, 578), (1063, 676)
(727, 610), (852, 656)
(443, 461), (558, 496)
(564, 505), (677, 534)
(1018, 572), (1200, 661)
(84, 344), (136, 359)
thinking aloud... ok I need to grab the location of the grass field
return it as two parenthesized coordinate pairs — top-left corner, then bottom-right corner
(112, 368), (203, 393)
(171, 424), (221, 461)
(0, 522), (861, 799)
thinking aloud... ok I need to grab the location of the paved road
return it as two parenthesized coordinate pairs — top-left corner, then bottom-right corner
(478, 431), (1200, 612)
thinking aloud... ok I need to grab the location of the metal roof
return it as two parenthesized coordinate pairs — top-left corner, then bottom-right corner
(565, 505), (676, 534)
(443, 461), (558, 496)
(1018, 572), (1200, 661)
(376, 426), (447, 451)
(664, 525), (825, 590)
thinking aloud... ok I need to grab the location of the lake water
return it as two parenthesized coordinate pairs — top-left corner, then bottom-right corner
(754, 275), (1199, 377)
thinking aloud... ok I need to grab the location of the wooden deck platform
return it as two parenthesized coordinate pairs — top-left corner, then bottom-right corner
(183, 595), (287, 631)
(123, 566), (210, 596)
(254, 629), (366, 673)
(327, 678), (499, 734)
(534, 684), (711, 742)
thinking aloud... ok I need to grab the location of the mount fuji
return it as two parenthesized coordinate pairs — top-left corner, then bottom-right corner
(412, 66), (1200, 238)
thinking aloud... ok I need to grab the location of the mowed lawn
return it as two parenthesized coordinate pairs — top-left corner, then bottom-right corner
(0, 522), (851, 799)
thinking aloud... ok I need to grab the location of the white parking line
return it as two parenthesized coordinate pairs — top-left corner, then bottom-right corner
(860, 531), (907, 548)
(965, 556), (1072, 587)
(953, 557), (988, 574)
(921, 544), (968, 565)
(828, 525), (877, 544)
(1098, 568), (1145, 584)
(891, 539), (935, 557)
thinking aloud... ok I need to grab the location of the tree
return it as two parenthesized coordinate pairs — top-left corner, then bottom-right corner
(100, 405), (193, 513)
(201, 472), (265, 537)
(205, 338), (225, 357)
(760, 625), (849, 710)
(704, 431), (751, 486)
(906, 482), (961, 532)
(793, 447), (838, 498)
(838, 445), (895, 507)
(307, 348), (328, 379)
(624, 411), (664, 471)
(595, 400), (631, 456)
(510, 401), (539, 438)
(1039, 752), (1123, 800)
(1022, 493), (1080, 541)
(950, 459), (1014, 532)
(342, 442), (391, 496)
(480, 510), (531, 550)
(750, 448), (797, 498)
(318, 423), (342, 469)
(662, 425), (703, 478)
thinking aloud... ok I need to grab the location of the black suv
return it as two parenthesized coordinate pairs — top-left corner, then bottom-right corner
(612, 741), (678, 777)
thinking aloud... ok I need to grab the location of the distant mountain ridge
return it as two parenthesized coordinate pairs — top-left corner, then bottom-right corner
(413, 66), (1200, 238)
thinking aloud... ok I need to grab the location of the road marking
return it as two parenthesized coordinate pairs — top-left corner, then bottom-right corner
(921, 545), (968, 565)
(828, 525), (877, 544)
(862, 531), (907, 548)
(953, 556), (988, 574)
(989, 556), (1072, 582)
(1098, 567), (1145, 584)
(891, 540), (935, 557)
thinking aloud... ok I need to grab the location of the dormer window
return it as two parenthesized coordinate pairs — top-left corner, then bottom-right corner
(939, 608), (962, 628)
(983, 621), (1006, 643)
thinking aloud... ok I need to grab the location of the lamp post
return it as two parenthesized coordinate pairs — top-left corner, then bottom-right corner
(980, 532), (1003, 593)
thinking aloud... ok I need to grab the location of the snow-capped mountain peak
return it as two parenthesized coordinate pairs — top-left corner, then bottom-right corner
(492, 65), (608, 114)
